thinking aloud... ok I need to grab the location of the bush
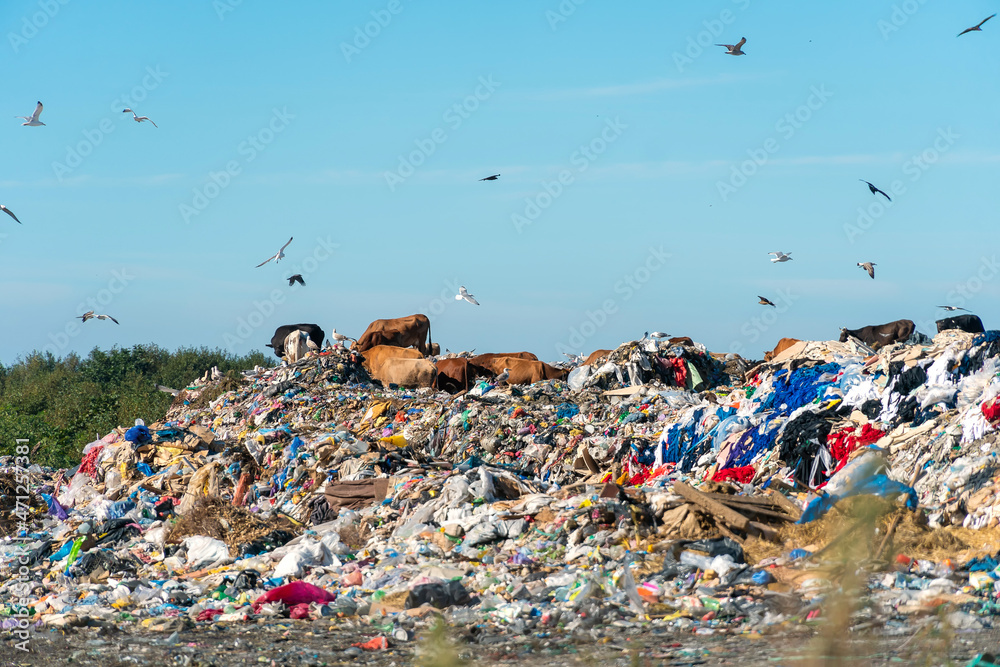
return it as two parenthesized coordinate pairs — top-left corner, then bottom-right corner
(0, 344), (273, 468)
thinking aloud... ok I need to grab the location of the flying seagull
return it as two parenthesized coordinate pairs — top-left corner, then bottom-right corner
(1, 205), (21, 224)
(938, 305), (970, 312)
(563, 352), (585, 364)
(860, 179), (891, 202)
(769, 251), (792, 263)
(455, 286), (480, 306)
(716, 37), (746, 55)
(958, 14), (996, 36)
(758, 296), (776, 307)
(16, 101), (44, 127)
(857, 262), (877, 279)
(479, 174), (500, 181)
(122, 108), (158, 128)
(78, 311), (119, 324)
(287, 274), (305, 286)
(255, 237), (293, 267)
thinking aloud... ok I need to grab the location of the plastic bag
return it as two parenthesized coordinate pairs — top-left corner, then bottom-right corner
(183, 536), (230, 568)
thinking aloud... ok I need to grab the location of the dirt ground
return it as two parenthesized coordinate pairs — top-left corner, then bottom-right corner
(2, 622), (998, 667)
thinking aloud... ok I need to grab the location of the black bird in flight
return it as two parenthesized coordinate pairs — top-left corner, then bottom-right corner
(479, 174), (500, 181)
(860, 179), (891, 202)
(758, 296), (776, 307)
(958, 14), (996, 37)
(287, 274), (305, 286)
(1, 205), (21, 224)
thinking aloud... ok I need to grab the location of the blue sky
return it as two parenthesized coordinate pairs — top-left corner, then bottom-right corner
(1, 0), (999, 364)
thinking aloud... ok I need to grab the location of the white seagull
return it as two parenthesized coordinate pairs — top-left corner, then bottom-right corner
(1, 205), (21, 224)
(329, 329), (356, 346)
(123, 108), (158, 128)
(769, 251), (793, 263)
(16, 101), (44, 127)
(455, 286), (480, 306)
(648, 331), (670, 339)
(494, 368), (510, 385)
(79, 311), (119, 324)
(255, 237), (293, 267)
(938, 305), (970, 312)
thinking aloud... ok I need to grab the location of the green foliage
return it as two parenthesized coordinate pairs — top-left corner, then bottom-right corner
(0, 344), (273, 468)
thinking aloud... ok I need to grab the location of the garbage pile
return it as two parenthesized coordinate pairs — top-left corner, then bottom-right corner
(5, 330), (1000, 647)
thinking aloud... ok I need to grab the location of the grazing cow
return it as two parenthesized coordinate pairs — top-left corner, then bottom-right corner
(478, 356), (569, 385)
(354, 314), (432, 354)
(435, 358), (491, 394)
(374, 358), (437, 389)
(584, 349), (613, 366)
(469, 352), (539, 368)
(359, 345), (424, 377)
(266, 323), (326, 359)
(764, 338), (801, 362)
(839, 319), (915, 349)
(937, 314), (985, 334)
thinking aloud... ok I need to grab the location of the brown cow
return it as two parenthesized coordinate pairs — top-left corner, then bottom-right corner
(435, 358), (491, 394)
(375, 358), (437, 388)
(584, 349), (613, 366)
(360, 345), (424, 376)
(469, 352), (538, 368)
(480, 356), (568, 385)
(839, 319), (915, 349)
(764, 338), (801, 362)
(354, 314), (432, 354)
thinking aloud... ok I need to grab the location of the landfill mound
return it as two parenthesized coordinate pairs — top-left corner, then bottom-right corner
(5, 331), (1000, 650)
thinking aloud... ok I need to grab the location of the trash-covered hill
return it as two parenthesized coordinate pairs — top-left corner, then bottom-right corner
(5, 331), (1000, 656)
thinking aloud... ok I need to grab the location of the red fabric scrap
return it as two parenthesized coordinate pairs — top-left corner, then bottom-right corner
(826, 423), (885, 472)
(78, 446), (105, 479)
(983, 400), (1000, 422)
(196, 608), (224, 622)
(352, 636), (388, 651)
(252, 581), (336, 612)
(289, 603), (312, 619)
(711, 466), (756, 484)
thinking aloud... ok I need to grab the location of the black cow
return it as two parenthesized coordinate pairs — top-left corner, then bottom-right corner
(839, 319), (915, 349)
(266, 323), (326, 358)
(937, 314), (985, 334)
